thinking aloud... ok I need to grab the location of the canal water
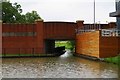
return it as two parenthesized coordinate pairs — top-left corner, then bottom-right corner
(2, 50), (119, 78)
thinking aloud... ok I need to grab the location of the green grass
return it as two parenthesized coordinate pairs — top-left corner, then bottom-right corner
(1, 53), (55, 57)
(55, 41), (74, 51)
(104, 55), (120, 66)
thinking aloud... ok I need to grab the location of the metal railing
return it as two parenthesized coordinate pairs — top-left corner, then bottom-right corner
(76, 24), (120, 37)
(84, 24), (101, 30)
(101, 29), (120, 37)
(76, 29), (96, 34)
(76, 24), (101, 34)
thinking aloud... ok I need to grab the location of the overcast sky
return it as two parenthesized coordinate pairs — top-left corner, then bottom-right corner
(10, 0), (116, 23)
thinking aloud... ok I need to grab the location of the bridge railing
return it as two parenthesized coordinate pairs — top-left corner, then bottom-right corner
(76, 28), (120, 37)
(76, 23), (120, 37)
(76, 24), (101, 34)
(76, 29), (96, 34)
(101, 29), (120, 37)
(83, 24), (101, 30)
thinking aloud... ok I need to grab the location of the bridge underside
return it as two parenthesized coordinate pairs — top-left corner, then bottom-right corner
(43, 22), (76, 54)
(44, 39), (74, 54)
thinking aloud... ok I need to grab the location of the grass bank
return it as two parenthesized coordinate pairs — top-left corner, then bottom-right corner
(1, 53), (56, 58)
(104, 55), (120, 66)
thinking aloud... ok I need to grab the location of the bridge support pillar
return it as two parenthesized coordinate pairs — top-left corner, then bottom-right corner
(35, 19), (44, 53)
(76, 20), (84, 29)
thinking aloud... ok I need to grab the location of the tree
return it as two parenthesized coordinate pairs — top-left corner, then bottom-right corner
(25, 11), (41, 23)
(2, 1), (41, 23)
(2, 2), (22, 23)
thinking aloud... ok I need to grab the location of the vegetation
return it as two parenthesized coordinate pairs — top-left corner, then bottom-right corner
(55, 41), (75, 51)
(24, 11), (41, 23)
(104, 55), (120, 66)
(1, 53), (55, 57)
(2, 1), (41, 23)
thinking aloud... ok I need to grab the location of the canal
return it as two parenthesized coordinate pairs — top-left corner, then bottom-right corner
(2, 50), (119, 78)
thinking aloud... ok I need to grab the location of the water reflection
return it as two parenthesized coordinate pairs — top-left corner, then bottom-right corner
(2, 51), (119, 78)
(60, 50), (72, 58)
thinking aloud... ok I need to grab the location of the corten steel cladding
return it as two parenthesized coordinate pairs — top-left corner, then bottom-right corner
(2, 21), (78, 55)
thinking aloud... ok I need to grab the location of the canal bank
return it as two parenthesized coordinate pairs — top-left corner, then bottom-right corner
(2, 50), (120, 66)
(104, 55), (120, 66)
(2, 51), (119, 78)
